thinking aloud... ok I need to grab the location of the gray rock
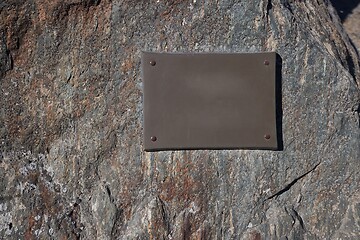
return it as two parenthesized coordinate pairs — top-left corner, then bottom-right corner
(0, 0), (359, 239)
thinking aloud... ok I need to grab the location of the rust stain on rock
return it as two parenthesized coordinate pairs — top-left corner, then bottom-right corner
(121, 57), (135, 73)
(250, 231), (262, 240)
(159, 155), (198, 203)
(24, 212), (37, 240)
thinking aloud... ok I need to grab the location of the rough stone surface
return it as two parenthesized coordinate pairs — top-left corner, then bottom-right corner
(343, 3), (360, 52)
(0, 0), (359, 239)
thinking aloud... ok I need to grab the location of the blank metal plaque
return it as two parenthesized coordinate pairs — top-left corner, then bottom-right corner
(142, 52), (277, 151)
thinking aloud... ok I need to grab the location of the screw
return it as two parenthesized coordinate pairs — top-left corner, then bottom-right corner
(150, 60), (156, 66)
(151, 136), (157, 142)
(264, 60), (270, 65)
(264, 134), (271, 140)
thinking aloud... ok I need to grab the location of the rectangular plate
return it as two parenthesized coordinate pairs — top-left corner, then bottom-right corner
(142, 52), (277, 151)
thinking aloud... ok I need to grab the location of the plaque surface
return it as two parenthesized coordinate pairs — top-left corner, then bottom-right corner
(142, 52), (278, 151)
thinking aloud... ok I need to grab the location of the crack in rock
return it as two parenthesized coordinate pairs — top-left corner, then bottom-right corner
(267, 162), (321, 200)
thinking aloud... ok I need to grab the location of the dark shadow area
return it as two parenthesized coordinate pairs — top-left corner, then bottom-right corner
(353, 103), (360, 128)
(276, 53), (284, 151)
(329, 0), (360, 22)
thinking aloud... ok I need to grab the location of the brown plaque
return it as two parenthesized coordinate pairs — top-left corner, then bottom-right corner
(142, 52), (278, 151)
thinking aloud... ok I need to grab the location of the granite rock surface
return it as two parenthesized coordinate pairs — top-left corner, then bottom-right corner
(0, 0), (359, 239)
(343, 3), (360, 53)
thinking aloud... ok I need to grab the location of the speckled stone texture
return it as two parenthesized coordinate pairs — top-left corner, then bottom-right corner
(343, 3), (360, 52)
(0, 0), (359, 239)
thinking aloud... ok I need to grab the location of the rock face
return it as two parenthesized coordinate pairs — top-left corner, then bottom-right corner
(343, 3), (360, 53)
(0, 0), (359, 239)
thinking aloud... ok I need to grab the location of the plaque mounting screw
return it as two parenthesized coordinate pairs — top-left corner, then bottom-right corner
(150, 60), (156, 66)
(151, 136), (157, 142)
(264, 60), (270, 66)
(264, 134), (271, 140)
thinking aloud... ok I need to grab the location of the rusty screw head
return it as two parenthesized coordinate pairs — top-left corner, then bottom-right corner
(150, 60), (156, 66)
(264, 60), (270, 65)
(150, 136), (157, 142)
(264, 134), (271, 140)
